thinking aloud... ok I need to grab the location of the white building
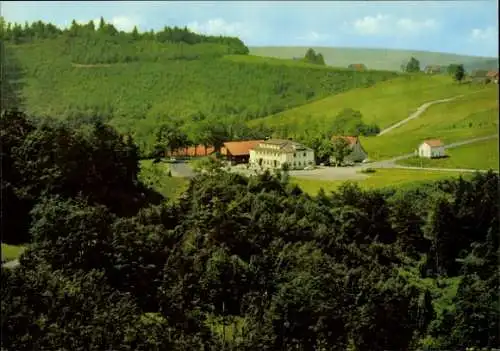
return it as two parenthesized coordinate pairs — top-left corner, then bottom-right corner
(417, 139), (445, 158)
(331, 136), (368, 163)
(249, 139), (315, 170)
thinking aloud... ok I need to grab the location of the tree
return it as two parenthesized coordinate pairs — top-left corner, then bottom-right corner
(406, 57), (421, 73)
(331, 137), (351, 166)
(454, 64), (465, 83)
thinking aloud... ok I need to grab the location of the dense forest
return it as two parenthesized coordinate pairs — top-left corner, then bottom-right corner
(1, 110), (499, 350)
(0, 17), (399, 154)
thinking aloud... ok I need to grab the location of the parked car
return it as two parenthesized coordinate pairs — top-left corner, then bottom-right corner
(362, 158), (372, 164)
(170, 157), (177, 163)
(304, 165), (315, 170)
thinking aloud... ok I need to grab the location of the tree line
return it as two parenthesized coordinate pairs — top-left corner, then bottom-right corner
(0, 16), (249, 55)
(1, 109), (498, 350)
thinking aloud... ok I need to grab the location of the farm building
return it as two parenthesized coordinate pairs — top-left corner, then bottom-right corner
(249, 139), (315, 170)
(220, 140), (265, 164)
(331, 136), (368, 163)
(166, 144), (215, 158)
(417, 139), (445, 158)
(424, 65), (442, 74)
(348, 63), (367, 71)
(486, 71), (499, 83)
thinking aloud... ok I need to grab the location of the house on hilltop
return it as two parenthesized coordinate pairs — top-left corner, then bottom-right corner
(331, 136), (368, 163)
(417, 139), (445, 158)
(424, 65), (442, 74)
(220, 140), (265, 164)
(348, 63), (367, 71)
(249, 139), (315, 170)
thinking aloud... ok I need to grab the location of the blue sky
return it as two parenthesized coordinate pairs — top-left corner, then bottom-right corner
(2, 1), (498, 57)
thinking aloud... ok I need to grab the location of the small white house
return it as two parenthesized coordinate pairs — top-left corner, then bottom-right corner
(249, 139), (315, 170)
(417, 139), (445, 158)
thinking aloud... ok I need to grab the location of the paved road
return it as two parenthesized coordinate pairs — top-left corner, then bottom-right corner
(169, 161), (196, 178)
(2, 259), (20, 269)
(378, 92), (483, 136)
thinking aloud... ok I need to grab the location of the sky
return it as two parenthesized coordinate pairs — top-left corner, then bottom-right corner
(1, 1), (498, 57)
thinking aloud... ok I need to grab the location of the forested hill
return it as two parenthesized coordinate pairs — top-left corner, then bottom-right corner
(1, 17), (398, 155)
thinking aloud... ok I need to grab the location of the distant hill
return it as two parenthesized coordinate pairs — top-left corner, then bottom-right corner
(249, 46), (499, 72)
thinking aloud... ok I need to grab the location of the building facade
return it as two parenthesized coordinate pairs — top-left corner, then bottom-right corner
(249, 139), (315, 170)
(417, 139), (445, 158)
(220, 140), (264, 164)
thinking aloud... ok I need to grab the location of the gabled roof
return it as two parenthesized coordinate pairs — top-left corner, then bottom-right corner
(251, 139), (313, 153)
(421, 139), (443, 147)
(486, 70), (499, 78)
(221, 140), (265, 156)
(331, 136), (358, 146)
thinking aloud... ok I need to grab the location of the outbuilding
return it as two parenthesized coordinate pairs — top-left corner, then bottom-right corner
(417, 139), (445, 158)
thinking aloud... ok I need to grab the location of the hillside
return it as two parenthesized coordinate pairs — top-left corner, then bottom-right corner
(1, 19), (399, 154)
(247, 75), (491, 138)
(360, 87), (499, 160)
(250, 46), (499, 72)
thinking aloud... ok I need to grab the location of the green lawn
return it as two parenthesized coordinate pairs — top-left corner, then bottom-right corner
(1, 243), (26, 262)
(291, 168), (467, 195)
(397, 137), (499, 170)
(361, 86), (499, 160)
(248, 75), (490, 136)
(139, 160), (188, 200)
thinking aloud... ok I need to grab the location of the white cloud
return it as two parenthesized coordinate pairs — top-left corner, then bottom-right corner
(296, 31), (329, 43)
(470, 26), (498, 40)
(110, 16), (138, 31)
(353, 14), (390, 35)
(187, 18), (251, 38)
(351, 14), (438, 36)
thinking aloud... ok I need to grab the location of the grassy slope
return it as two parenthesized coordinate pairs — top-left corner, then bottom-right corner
(248, 75), (489, 135)
(1, 243), (26, 262)
(291, 169), (467, 195)
(250, 46), (499, 71)
(138, 160), (188, 200)
(361, 86), (499, 160)
(397, 137), (499, 170)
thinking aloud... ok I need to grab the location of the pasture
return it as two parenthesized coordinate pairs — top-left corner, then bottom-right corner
(397, 137), (499, 170)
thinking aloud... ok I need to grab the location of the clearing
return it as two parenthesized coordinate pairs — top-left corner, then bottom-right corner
(361, 86), (499, 160)
(397, 137), (499, 170)
(1, 243), (26, 262)
(139, 160), (188, 200)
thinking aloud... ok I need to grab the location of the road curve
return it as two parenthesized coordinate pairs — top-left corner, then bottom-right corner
(169, 161), (196, 178)
(378, 91), (483, 136)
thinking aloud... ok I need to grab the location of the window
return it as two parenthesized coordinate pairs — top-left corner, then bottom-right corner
(303, 152), (306, 157)
(294, 153), (296, 157)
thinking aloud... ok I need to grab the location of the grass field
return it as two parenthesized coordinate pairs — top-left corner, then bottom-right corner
(1, 243), (26, 262)
(248, 75), (491, 136)
(139, 160), (188, 200)
(291, 168), (466, 195)
(249, 46), (498, 72)
(397, 137), (499, 170)
(361, 86), (499, 160)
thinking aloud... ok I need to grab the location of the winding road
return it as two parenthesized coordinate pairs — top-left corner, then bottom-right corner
(378, 91), (484, 136)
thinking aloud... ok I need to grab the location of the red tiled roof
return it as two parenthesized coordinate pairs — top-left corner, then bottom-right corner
(166, 144), (215, 157)
(221, 140), (265, 156)
(332, 136), (358, 146)
(486, 71), (499, 78)
(422, 139), (443, 147)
